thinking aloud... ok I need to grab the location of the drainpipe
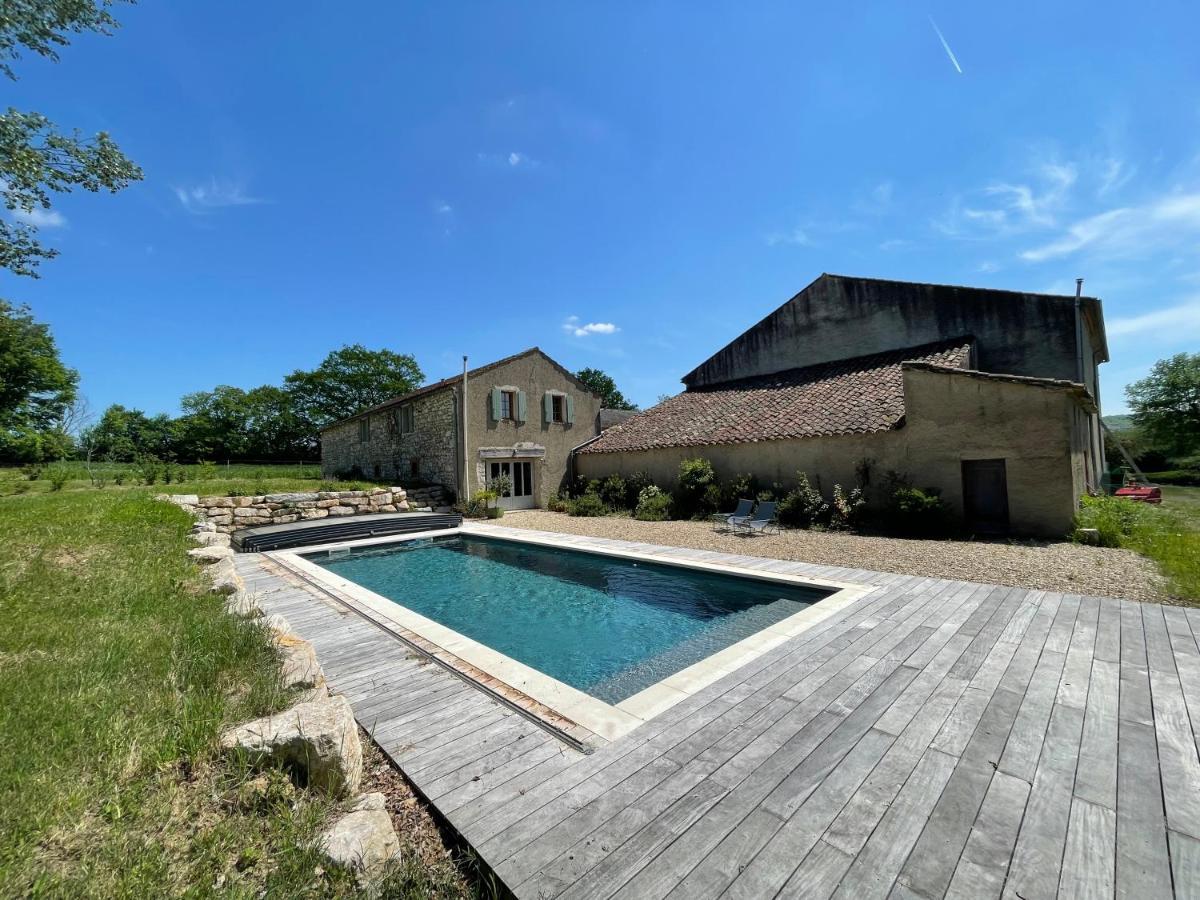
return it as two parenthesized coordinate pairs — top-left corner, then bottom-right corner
(1074, 277), (1098, 492)
(461, 356), (470, 501)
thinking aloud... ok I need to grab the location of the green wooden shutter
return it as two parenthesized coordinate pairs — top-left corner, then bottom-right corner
(517, 390), (527, 423)
(489, 387), (501, 421)
(565, 395), (575, 424)
(543, 392), (553, 423)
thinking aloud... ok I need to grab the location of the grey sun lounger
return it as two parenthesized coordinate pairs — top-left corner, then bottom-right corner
(737, 500), (778, 535)
(713, 498), (754, 531)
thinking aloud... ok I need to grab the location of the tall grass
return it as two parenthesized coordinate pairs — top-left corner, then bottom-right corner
(1075, 489), (1200, 602)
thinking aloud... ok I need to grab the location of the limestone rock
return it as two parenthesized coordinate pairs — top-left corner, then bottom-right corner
(207, 557), (242, 595)
(266, 613), (293, 636)
(225, 590), (262, 618)
(317, 792), (399, 880)
(263, 492), (319, 503)
(192, 520), (218, 533)
(202, 496), (234, 509)
(221, 695), (362, 797)
(188, 545), (235, 565)
(168, 494), (200, 506)
(190, 530), (232, 548)
(327, 506), (356, 517)
(277, 633), (324, 690)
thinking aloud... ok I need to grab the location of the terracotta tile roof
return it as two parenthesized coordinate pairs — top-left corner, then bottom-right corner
(578, 339), (973, 454)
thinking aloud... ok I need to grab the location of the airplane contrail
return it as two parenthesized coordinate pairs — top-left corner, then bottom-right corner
(928, 16), (963, 74)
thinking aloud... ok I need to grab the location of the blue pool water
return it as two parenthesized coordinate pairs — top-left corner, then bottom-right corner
(308, 535), (829, 704)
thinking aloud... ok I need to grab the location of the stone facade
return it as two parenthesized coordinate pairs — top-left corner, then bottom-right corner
(320, 388), (458, 488)
(174, 488), (410, 534)
(320, 349), (603, 508)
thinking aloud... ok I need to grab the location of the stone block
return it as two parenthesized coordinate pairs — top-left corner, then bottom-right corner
(300, 509), (329, 520)
(188, 545), (235, 565)
(317, 498), (341, 508)
(207, 557), (242, 595)
(202, 497), (234, 509)
(264, 492), (319, 503)
(317, 792), (399, 880)
(225, 591), (262, 617)
(191, 531), (232, 548)
(327, 506), (356, 517)
(221, 695), (362, 797)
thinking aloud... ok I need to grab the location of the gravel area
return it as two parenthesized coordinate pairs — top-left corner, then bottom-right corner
(498, 510), (1168, 603)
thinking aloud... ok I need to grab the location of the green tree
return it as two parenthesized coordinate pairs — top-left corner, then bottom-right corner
(284, 345), (424, 428)
(83, 404), (178, 461)
(0, 300), (78, 461)
(1126, 352), (1200, 458)
(575, 367), (638, 410)
(2, 1), (142, 277)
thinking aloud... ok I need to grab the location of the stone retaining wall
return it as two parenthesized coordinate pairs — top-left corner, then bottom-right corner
(165, 488), (411, 533)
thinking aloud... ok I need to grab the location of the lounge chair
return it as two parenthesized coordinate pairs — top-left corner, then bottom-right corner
(736, 501), (778, 535)
(712, 498), (754, 531)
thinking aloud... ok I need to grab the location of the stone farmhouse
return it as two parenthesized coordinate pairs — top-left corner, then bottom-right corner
(576, 274), (1109, 536)
(321, 348), (602, 509)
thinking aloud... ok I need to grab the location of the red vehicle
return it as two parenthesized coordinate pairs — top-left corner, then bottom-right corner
(1114, 484), (1162, 504)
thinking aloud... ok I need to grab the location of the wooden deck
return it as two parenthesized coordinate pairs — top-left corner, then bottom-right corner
(235, 523), (1200, 898)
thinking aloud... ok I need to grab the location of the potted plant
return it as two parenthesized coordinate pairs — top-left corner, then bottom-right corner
(486, 473), (513, 518)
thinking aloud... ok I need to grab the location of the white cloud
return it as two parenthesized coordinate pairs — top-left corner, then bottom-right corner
(173, 178), (264, 214)
(10, 207), (67, 228)
(1097, 157), (1135, 196)
(563, 316), (618, 337)
(1107, 298), (1200, 339)
(765, 227), (811, 247)
(477, 151), (540, 169)
(1020, 191), (1200, 262)
(879, 238), (913, 251)
(977, 260), (1001, 273)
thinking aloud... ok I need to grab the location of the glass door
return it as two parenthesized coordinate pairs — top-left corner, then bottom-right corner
(489, 459), (535, 509)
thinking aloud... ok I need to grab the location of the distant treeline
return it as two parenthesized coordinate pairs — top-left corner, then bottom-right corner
(79, 345), (425, 464)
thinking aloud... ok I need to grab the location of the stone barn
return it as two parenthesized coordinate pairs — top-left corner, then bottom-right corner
(575, 274), (1108, 536)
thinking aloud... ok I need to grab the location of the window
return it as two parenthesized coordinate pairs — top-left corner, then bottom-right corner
(500, 390), (516, 420)
(398, 404), (415, 434)
(409, 458), (420, 478)
(551, 394), (565, 423)
(358, 416), (370, 443)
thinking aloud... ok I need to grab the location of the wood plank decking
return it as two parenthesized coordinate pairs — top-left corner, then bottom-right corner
(234, 523), (1199, 898)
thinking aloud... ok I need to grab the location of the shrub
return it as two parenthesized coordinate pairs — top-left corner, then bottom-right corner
(195, 460), (218, 481)
(1143, 470), (1200, 487)
(597, 474), (628, 510)
(623, 471), (655, 510)
(719, 473), (759, 511)
(47, 465), (70, 491)
(21, 463), (43, 481)
(885, 486), (950, 537)
(829, 484), (866, 531)
(672, 458), (718, 520)
(465, 488), (498, 517)
(777, 473), (829, 529)
(634, 485), (672, 521)
(135, 455), (161, 485)
(546, 491), (570, 513)
(568, 493), (608, 517)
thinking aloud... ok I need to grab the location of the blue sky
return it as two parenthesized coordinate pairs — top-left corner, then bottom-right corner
(8, 1), (1200, 417)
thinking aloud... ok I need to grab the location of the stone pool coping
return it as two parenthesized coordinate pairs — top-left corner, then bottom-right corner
(266, 523), (873, 742)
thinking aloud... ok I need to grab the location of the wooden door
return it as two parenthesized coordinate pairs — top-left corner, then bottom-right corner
(962, 459), (1009, 533)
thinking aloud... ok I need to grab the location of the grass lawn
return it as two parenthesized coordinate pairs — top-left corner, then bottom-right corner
(0, 469), (479, 897)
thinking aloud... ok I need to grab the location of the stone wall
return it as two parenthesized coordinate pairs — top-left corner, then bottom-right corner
(166, 488), (411, 533)
(320, 389), (458, 490)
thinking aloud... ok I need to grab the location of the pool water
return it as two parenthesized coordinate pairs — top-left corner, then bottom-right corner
(308, 535), (829, 704)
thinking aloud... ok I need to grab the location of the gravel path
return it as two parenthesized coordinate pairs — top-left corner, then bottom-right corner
(498, 510), (1168, 603)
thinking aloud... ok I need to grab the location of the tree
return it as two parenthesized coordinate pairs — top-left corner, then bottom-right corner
(1126, 352), (1200, 458)
(575, 367), (638, 410)
(0, 300), (78, 461)
(2, 1), (142, 277)
(284, 345), (424, 429)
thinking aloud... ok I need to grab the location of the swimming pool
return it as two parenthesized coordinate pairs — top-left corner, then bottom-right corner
(279, 526), (865, 740)
(306, 534), (832, 704)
